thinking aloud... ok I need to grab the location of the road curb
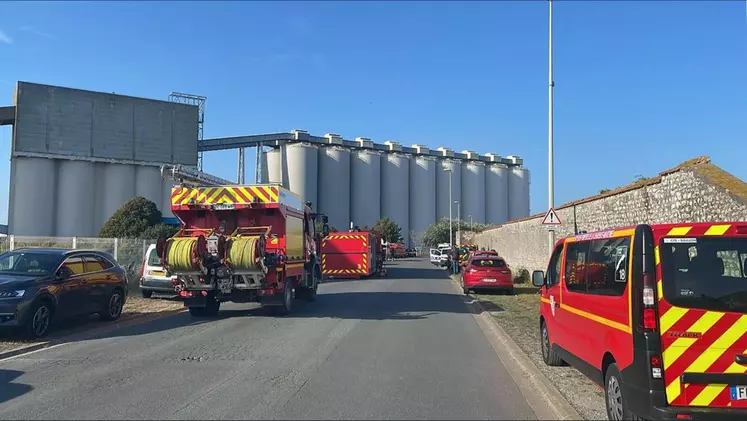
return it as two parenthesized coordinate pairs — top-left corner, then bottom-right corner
(449, 276), (583, 420)
(0, 308), (187, 361)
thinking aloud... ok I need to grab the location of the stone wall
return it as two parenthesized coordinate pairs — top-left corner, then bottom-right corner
(473, 157), (747, 273)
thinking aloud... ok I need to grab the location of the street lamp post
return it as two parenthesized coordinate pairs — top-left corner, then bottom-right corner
(547, 0), (556, 257)
(446, 168), (453, 249)
(455, 200), (461, 246)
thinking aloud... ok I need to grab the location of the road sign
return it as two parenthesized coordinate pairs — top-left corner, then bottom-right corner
(541, 208), (561, 225)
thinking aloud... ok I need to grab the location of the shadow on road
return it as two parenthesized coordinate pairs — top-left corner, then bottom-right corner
(0, 369), (32, 404)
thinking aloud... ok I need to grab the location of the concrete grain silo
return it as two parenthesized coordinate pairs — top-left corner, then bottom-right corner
(8, 157), (57, 236)
(350, 138), (381, 228)
(508, 161), (531, 220)
(460, 154), (486, 224)
(285, 143), (319, 209)
(484, 154), (509, 225)
(264, 148), (284, 185)
(317, 135), (351, 232)
(436, 155), (462, 222)
(56, 160), (96, 237)
(408, 147), (436, 247)
(381, 143), (410, 245)
(101, 163), (136, 227)
(135, 165), (164, 209)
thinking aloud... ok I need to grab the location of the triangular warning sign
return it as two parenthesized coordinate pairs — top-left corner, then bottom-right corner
(541, 208), (561, 225)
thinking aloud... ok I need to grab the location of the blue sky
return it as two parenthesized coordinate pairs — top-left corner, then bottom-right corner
(1, 1), (746, 225)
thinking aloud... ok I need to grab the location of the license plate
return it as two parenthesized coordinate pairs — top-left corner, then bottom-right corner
(731, 386), (747, 401)
(482, 278), (497, 283)
(149, 270), (165, 277)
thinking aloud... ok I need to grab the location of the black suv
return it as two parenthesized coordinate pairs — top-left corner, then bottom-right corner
(0, 248), (128, 338)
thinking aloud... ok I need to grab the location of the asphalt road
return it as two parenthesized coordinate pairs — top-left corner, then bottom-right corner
(0, 258), (536, 420)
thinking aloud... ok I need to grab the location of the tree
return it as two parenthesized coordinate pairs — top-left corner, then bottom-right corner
(99, 197), (166, 238)
(141, 223), (180, 240)
(372, 217), (403, 244)
(420, 218), (489, 248)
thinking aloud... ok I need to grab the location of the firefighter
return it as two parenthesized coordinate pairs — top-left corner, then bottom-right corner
(452, 247), (460, 274)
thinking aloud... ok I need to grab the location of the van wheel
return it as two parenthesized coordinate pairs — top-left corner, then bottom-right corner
(604, 363), (643, 420)
(541, 321), (564, 366)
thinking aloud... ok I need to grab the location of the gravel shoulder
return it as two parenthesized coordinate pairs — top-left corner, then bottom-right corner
(0, 295), (184, 356)
(454, 276), (607, 420)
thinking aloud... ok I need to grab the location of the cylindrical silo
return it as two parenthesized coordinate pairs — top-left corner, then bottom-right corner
(285, 143), (318, 209)
(485, 164), (509, 225)
(351, 150), (381, 228)
(381, 153), (410, 246)
(436, 159), (462, 222)
(135, 165), (164, 207)
(409, 156), (436, 247)
(264, 148), (283, 185)
(161, 177), (176, 219)
(9, 157), (56, 236)
(508, 167), (531, 220)
(461, 161), (486, 224)
(317, 146), (351, 232)
(56, 160), (95, 237)
(102, 163), (136, 226)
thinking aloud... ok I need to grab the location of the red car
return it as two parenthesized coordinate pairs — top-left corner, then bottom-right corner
(461, 256), (514, 295)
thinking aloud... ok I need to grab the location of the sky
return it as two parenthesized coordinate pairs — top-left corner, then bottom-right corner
(0, 1), (746, 225)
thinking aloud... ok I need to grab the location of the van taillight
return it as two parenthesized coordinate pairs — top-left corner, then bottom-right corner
(736, 225), (747, 235)
(642, 272), (658, 331)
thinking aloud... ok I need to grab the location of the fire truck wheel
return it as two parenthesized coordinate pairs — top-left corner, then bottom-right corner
(604, 363), (642, 421)
(541, 320), (564, 367)
(272, 280), (294, 316)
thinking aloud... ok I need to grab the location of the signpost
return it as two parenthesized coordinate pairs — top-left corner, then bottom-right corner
(541, 207), (561, 228)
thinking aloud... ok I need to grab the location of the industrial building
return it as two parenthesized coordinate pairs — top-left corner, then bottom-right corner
(3, 82), (212, 237)
(2, 81), (531, 244)
(225, 131), (531, 247)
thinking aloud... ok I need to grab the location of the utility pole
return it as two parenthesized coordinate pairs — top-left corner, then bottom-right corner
(547, 0), (556, 257)
(446, 168), (453, 249)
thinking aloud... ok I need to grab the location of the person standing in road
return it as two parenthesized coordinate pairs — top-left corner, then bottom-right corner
(452, 247), (460, 274)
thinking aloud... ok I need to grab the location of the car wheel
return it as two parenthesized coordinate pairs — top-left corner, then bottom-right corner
(141, 290), (153, 299)
(99, 289), (124, 321)
(24, 300), (53, 339)
(541, 321), (564, 366)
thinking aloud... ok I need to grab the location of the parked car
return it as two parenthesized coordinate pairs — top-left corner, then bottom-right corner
(461, 256), (513, 294)
(138, 243), (175, 298)
(0, 248), (127, 338)
(532, 222), (747, 420)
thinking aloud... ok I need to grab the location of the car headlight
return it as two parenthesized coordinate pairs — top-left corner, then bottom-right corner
(0, 290), (25, 299)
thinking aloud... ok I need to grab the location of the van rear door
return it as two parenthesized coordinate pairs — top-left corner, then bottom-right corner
(657, 225), (747, 409)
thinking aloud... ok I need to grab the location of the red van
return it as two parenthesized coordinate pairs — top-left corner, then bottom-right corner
(532, 223), (747, 420)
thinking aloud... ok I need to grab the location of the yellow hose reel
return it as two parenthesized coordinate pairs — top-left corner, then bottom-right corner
(163, 235), (206, 272)
(224, 234), (266, 271)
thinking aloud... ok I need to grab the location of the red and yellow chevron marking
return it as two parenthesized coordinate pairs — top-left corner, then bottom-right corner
(656, 223), (746, 407)
(171, 186), (279, 208)
(322, 269), (368, 275)
(362, 253), (368, 273)
(327, 234), (368, 241)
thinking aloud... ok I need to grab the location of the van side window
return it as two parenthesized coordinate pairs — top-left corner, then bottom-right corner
(565, 242), (589, 293)
(547, 244), (564, 287)
(586, 237), (630, 296)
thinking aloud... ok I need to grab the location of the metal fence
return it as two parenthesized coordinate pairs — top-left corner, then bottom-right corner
(0, 236), (156, 291)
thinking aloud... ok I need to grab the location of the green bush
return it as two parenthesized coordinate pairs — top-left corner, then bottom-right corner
(512, 266), (530, 284)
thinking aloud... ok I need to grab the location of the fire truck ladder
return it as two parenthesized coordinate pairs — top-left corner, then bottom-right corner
(160, 164), (234, 187)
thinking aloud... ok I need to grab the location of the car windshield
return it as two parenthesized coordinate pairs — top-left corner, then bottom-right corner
(471, 258), (506, 268)
(660, 237), (747, 313)
(0, 251), (61, 276)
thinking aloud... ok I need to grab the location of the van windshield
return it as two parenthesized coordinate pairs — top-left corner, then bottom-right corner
(660, 237), (747, 313)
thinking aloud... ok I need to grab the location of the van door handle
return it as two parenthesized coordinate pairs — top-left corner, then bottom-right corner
(735, 355), (747, 365)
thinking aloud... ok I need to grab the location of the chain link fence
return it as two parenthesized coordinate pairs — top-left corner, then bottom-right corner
(0, 236), (156, 292)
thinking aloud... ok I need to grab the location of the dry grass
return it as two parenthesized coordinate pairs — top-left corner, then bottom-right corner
(455, 278), (607, 420)
(0, 295), (183, 355)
